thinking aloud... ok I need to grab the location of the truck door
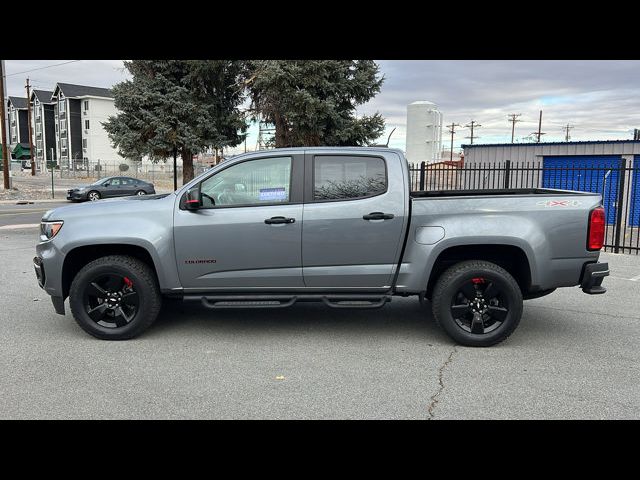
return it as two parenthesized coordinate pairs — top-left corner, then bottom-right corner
(173, 153), (305, 289)
(302, 152), (407, 288)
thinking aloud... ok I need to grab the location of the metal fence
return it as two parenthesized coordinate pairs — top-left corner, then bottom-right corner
(409, 160), (640, 254)
(57, 161), (211, 184)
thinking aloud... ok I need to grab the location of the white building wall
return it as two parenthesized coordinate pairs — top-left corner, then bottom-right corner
(81, 97), (125, 165)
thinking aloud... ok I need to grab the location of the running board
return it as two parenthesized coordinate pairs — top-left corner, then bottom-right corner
(183, 294), (392, 310)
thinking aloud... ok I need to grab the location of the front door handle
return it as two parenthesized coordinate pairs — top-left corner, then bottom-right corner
(264, 216), (295, 224)
(363, 212), (394, 221)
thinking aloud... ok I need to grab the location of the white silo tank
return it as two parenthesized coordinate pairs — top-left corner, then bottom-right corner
(405, 101), (443, 164)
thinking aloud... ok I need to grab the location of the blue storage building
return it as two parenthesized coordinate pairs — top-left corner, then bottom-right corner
(462, 140), (640, 227)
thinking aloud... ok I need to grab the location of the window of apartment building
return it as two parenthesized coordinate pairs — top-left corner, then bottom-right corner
(37, 140), (42, 150)
(10, 108), (15, 124)
(82, 139), (87, 149)
(85, 120), (90, 130)
(84, 100), (89, 111)
(36, 123), (41, 133)
(60, 119), (66, 132)
(58, 99), (65, 113)
(61, 138), (67, 150)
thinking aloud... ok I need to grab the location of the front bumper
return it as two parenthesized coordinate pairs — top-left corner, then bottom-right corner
(580, 262), (609, 294)
(66, 190), (86, 201)
(34, 255), (65, 314)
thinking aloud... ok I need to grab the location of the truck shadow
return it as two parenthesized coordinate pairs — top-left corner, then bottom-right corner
(150, 297), (449, 342)
(148, 297), (577, 346)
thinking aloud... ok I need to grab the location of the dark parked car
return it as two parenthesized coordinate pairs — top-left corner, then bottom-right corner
(67, 176), (156, 202)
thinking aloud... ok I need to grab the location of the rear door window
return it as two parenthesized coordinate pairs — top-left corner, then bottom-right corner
(313, 156), (387, 201)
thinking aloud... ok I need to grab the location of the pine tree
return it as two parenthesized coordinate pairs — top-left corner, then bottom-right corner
(246, 60), (385, 147)
(104, 60), (246, 184)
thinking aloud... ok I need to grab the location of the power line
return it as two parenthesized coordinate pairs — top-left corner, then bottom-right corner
(507, 113), (522, 143)
(2, 60), (82, 78)
(464, 120), (481, 145)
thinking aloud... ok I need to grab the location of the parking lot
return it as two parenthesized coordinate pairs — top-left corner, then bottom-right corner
(1, 219), (639, 419)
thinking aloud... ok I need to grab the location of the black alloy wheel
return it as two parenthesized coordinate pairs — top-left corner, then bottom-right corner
(83, 274), (139, 328)
(432, 260), (523, 347)
(69, 255), (161, 340)
(450, 276), (508, 335)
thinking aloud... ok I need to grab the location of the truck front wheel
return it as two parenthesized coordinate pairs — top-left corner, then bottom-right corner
(69, 255), (161, 340)
(431, 260), (523, 347)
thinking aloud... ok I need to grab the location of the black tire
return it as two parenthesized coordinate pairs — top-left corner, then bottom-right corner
(69, 255), (161, 340)
(432, 260), (523, 347)
(87, 190), (101, 202)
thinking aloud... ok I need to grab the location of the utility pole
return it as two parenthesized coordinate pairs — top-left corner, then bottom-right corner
(1, 60), (10, 189)
(531, 110), (545, 143)
(507, 113), (522, 143)
(562, 123), (574, 142)
(446, 122), (461, 162)
(25, 78), (35, 176)
(464, 120), (481, 145)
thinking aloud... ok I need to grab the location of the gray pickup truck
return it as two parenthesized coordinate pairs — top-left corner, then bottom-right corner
(34, 147), (609, 346)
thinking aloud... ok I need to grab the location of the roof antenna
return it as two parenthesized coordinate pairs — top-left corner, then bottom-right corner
(385, 127), (396, 147)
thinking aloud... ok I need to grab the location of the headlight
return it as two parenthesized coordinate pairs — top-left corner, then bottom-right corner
(40, 221), (64, 241)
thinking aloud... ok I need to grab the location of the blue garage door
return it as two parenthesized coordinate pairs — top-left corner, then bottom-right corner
(543, 155), (621, 224)
(631, 156), (640, 227)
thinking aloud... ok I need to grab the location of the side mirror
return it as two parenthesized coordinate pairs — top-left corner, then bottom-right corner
(184, 187), (202, 210)
(103, 182), (110, 187)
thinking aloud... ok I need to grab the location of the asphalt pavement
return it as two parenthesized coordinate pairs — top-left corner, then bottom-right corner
(0, 202), (69, 228)
(0, 224), (638, 419)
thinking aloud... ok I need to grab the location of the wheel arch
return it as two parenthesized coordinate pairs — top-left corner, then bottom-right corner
(424, 243), (533, 300)
(61, 244), (160, 299)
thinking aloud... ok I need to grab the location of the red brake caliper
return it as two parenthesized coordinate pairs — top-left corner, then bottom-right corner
(471, 277), (485, 284)
(124, 277), (133, 289)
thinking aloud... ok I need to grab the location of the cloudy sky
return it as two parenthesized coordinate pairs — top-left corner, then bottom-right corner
(4, 60), (640, 154)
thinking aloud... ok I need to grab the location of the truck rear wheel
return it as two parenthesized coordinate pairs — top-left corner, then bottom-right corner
(431, 260), (523, 347)
(69, 255), (161, 340)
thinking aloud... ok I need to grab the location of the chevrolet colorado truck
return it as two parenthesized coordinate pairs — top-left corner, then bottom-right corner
(34, 147), (609, 346)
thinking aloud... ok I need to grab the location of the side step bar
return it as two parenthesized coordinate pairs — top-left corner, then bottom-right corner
(183, 294), (392, 310)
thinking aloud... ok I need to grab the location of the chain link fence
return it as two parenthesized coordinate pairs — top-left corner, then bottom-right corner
(58, 161), (211, 184)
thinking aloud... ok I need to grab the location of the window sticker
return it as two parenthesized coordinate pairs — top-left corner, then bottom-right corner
(259, 187), (287, 201)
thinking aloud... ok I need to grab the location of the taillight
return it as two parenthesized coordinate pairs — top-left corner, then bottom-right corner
(587, 207), (605, 251)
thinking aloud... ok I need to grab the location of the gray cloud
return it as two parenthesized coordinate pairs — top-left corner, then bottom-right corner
(4, 60), (639, 153)
(359, 60), (640, 149)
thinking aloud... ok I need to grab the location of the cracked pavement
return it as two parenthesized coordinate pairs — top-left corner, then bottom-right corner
(1, 228), (639, 419)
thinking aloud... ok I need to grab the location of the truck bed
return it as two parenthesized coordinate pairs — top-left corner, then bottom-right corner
(410, 188), (593, 198)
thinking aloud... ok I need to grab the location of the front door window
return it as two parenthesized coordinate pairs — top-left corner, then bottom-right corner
(199, 156), (292, 207)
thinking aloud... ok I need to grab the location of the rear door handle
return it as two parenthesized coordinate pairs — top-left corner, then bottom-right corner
(265, 216), (295, 224)
(363, 212), (394, 221)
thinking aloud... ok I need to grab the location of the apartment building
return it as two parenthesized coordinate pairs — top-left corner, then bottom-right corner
(30, 89), (57, 167)
(6, 96), (29, 153)
(50, 83), (125, 169)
